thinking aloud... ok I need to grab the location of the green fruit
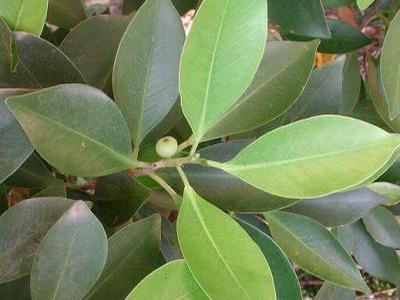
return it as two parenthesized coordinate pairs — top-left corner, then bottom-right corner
(156, 136), (178, 158)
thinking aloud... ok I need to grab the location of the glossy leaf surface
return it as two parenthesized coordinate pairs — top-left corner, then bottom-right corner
(381, 9), (400, 119)
(266, 211), (369, 293)
(0, 198), (74, 283)
(177, 187), (276, 299)
(180, 0), (268, 146)
(221, 115), (400, 199)
(85, 215), (164, 300)
(60, 16), (130, 94)
(0, 0), (48, 35)
(203, 40), (319, 140)
(31, 201), (108, 300)
(6, 84), (136, 177)
(368, 182), (400, 206)
(113, 0), (185, 147)
(126, 260), (208, 300)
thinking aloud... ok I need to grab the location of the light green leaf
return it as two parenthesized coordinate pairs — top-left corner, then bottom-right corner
(322, 0), (355, 7)
(217, 115), (400, 199)
(368, 182), (400, 206)
(126, 260), (208, 300)
(6, 84), (137, 177)
(363, 206), (400, 248)
(357, 0), (374, 10)
(177, 186), (276, 299)
(47, 0), (87, 29)
(269, 0), (330, 38)
(60, 16), (130, 94)
(315, 282), (355, 300)
(265, 211), (369, 293)
(203, 40), (319, 140)
(31, 201), (108, 300)
(0, 19), (84, 88)
(0, 197), (74, 283)
(85, 215), (164, 300)
(113, 0), (185, 149)
(237, 218), (302, 300)
(0, 0), (48, 35)
(0, 89), (33, 183)
(381, 9), (400, 120)
(180, 0), (268, 149)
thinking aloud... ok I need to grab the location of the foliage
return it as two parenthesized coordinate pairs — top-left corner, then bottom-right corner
(0, 0), (400, 299)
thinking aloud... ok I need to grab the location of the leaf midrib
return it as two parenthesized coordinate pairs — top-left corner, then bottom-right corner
(14, 0), (27, 30)
(9, 102), (135, 168)
(187, 189), (252, 300)
(224, 137), (400, 172)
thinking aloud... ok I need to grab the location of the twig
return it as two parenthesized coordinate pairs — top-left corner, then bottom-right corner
(148, 173), (181, 208)
(356, 288), (398, 299)
(360, 0), (386, 28)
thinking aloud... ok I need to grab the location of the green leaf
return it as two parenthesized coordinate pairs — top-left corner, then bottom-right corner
(0, 89), (33, 183)
(47, 0), (87, 29)
(237, 218), (302, 300)
(351, 221), (400, 287)
(0, 276), (31, 300)
(160, 216), (183, 261)
(203, 40), (319, 140)
(0, 184), (7, 215)
(31, 201), (108, 300)
(0, 197), (74, 283)
(265, 211), (369, 293)
(0, 19), (84, 88)
(269, 0), (330, 38)
(357, 0), (374, 10)
(368, 182), (400, 206)
(84, 215), (164, 300)
(180, 0), (268, 148)
(4, 152), (53, 190)
(177, 186), (276, 299)
(126, 260), (208, 300)
(287, 188), (386, 227)
(113, 0), (185, 148)
(315, 282), (355, 300)
(6, 84), (137, 177)
(93, 173), (150, 227)
(381, 9), (400, 119)
(362, 206), (400, 248)
(60, 16), (130, 94)
(322, 0), (355, 7)
(33, 179), (66, 198)
(161, 140), (299, 212)
(0, 0), (48, 35)
(218, 115), (400, 199)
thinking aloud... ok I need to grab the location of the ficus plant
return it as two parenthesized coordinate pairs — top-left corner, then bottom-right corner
(0, 0), (400, 299)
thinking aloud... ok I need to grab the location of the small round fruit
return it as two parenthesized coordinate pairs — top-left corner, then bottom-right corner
(156, 136), (178, 158)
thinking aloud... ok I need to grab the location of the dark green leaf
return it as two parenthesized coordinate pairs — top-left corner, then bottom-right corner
(237, 218), (302, 300)
(0, 198), (74, 283)
(0, 19), (84, 88)
(287, 188), (386, 227)
(381, 9), (400, 119)
(177, 187), (276, 299)
(269, 0), (330, 38)
(6, 84), (137, 177)
(125, 260), (208, 300)
(203, 40), (319, 140)
(315, 282), (355, 300)
(0, 0), (48, 35)
(368, 182), (400, 206)
(60, 16), (131, 94)
(362, 206), (400, 248)
(162, 140), (299, 212)
(0, 184), (6, 215)
(0, 89), (33, 183)
(33, 179), (66, 198)
(113, 0), (185, 148)
(0, 276), (31, 300)
(265, 211), (369, 293)
(219, 115), (400, 199)
(160, 217), (182, 261)
(84, 215), (164, 300)
(47, 0), (87, 29)
(322, 0), (356, 7)
(180, 0), (268, 148)
(351, 221), (400, 287)
(31, 201), (108, 300)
